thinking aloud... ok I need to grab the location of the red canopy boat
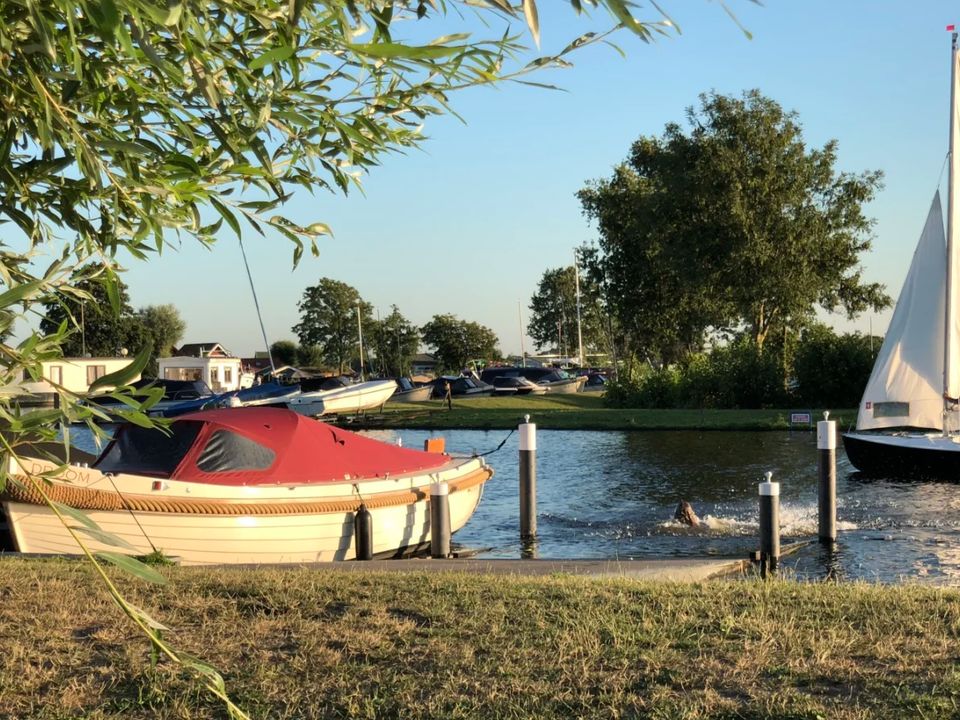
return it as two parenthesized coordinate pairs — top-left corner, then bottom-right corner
(3, 407), (493, 564)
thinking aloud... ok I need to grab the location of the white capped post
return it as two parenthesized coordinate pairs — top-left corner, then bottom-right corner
(758, 471), (780, 578)
(817, 411), (837, 544)
(519, 414), (537, 541)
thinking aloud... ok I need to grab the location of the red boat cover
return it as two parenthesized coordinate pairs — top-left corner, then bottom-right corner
(96, 407), (451, 486)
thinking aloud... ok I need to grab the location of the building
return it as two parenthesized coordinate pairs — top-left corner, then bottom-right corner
(158, 342), (243, 392)
(18, 356), (141, 405)
(410, 354), (438, 378)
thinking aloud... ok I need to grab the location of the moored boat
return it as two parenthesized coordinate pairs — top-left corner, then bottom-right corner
(2, 407), (492, 564)
(287, 377), (396, 417)
(842, 33), (960, 479)
(389, 378), (434, 403)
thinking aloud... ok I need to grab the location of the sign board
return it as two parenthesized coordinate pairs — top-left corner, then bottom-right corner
(789, 411), (813, 426)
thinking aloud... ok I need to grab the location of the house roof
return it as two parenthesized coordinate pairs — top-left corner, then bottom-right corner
(175, 342), (234, 358)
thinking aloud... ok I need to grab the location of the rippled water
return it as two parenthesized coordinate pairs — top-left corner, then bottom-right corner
(64, 425), (960, 585)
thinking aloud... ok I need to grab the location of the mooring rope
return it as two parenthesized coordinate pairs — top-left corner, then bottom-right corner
(468, 427), (516, 459)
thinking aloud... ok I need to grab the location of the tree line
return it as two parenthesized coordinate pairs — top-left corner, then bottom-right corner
(523, 89), (891, 408)
(285, 278), (500, 377)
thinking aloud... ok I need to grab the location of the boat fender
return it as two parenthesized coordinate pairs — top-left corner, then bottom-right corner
(354, 503), (373, 561)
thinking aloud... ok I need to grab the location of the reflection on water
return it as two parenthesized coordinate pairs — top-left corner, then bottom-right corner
(63, 425), (960, 585)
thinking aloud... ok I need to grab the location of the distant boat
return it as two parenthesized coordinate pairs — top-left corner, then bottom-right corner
(2, 407), (492, 564)
(479, 366), (586, 394)
(432, 374), (494, 398)
(87, 378), (215, 418)
(389, 378), (434, 403)
(288, 377), (396, 417)
(491, 376), (547, 395)
(154, 379), (300, 418)
(843, 33), (960, 479)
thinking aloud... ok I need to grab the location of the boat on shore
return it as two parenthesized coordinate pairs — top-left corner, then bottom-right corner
(1, 407), (492, 564)
(843, 33), (960, 479)
(389, 378), (434, 403)
(287, 377), (396, 417)
(480, 366), (586, 394)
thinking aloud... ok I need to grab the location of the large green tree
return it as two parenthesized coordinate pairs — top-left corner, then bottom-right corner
(528, 259), (607, 362)
(421, 314), (500, 374)
(369, 305), (420, 377)
(579, 90), (890, 366)
(292, 278), (372, 374)
(39, 275), (135, 357)
(135, 304), (185, 374)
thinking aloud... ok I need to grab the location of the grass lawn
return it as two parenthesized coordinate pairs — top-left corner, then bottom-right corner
(361, 394), (857, 431)
(1, 558), (958, 719)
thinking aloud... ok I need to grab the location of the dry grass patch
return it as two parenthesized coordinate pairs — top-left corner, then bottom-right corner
(0, 559), (959, 718)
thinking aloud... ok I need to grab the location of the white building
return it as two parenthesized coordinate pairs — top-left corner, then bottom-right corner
(18, 356), (141, 404)
(158, 342), (243, 392)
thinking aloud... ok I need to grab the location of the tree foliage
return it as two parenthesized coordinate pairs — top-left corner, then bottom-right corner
(580, 90), (890, 366)
(792, 324), (880, 408)
(369, 305), (420, 377)
(39, 275), (135, 358)
(421, 314), (500, 374)
(135, 305), (185, 369)
(269, 340), (298, 367)
(528, 257), (607, 361)
(292, 278), (372, 374)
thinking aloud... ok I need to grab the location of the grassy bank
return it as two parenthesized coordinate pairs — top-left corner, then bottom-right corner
(363, 394), (856, 431)
(2, 559), (958, 719)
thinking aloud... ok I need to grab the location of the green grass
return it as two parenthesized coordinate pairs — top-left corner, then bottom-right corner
(364, 394), (856, 431)
(2, 558), (958, 719)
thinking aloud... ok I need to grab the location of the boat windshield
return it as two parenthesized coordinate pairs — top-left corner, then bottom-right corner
(95, 422), (203, 477)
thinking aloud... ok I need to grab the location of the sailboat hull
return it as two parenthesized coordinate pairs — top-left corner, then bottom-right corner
(842, 431), (960, 480)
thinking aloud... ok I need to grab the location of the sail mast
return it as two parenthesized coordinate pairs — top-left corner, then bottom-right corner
(945, 31), (960, 429)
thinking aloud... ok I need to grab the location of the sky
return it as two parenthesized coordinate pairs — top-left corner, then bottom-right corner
(90, 1), (960, 357)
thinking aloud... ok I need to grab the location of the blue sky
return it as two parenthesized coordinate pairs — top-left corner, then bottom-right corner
(113, 1), (958, 357)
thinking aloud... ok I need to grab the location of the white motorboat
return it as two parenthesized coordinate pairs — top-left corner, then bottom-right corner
(2, 407), (491, 564)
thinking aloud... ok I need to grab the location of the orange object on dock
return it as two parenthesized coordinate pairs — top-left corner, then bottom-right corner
(423, 437), (446, 454)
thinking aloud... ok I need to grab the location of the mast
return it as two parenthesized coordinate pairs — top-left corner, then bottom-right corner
(356, 303), (365, 381)
(518, 300), (526, 367)
(574, 249), (585, 368)
(945, 30), (960, 432)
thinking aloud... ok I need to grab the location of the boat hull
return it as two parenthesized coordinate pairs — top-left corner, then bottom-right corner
(389, 386), (433, 403)
(542, 377), (587, 394)
(289, 379), (396, 417)
(3, 455), (490, 564)
(842, 431), (960, 480)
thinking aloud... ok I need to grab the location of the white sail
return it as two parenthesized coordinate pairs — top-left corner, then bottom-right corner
(856, 193), (946, 431)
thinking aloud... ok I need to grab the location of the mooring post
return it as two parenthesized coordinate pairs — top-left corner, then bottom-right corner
(817, 410), (837, 545)
(354, 503), (373, 561)
(758, 471), (780, 578)
(430, 480), (451, 558)
(519, 414), (537, 541)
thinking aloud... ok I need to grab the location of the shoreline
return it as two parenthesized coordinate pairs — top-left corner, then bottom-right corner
(337, 396), (856, 432)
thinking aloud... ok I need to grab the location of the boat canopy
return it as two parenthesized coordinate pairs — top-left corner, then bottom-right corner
(94, 407), (450, 485)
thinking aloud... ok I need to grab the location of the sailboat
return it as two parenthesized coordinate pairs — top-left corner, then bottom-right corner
(842, 33), (960, 479)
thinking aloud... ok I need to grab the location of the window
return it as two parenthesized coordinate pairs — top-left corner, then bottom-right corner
(86, 365), (106, 385)
(47, 365), (63, 385)
(96, 422), (203, 476)
(196, 430), (276, 473)
(223, 367), (233, 385)
(164, 367), (203, 381)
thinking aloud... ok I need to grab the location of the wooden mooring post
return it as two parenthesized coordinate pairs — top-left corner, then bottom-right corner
(817, 411), (837, 545)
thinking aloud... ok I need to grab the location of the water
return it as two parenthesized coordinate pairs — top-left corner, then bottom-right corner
(64, 426), (960, 585)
